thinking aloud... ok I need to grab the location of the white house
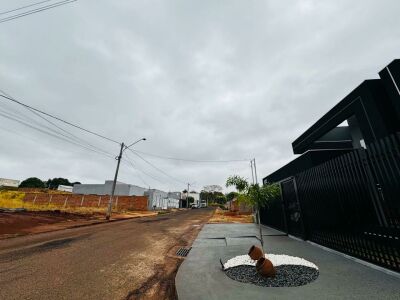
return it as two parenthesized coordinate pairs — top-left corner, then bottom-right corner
(57, 185), (73, 193)
(0, 178), (20, 188)
(145, 189), (180, 210)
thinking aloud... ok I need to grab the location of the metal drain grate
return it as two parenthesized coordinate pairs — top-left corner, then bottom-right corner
(176, 247), (192, 257)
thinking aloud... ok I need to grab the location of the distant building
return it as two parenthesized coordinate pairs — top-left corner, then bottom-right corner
(146, 189), (179, 210)
(167, 191), (181, 200)
(57, 185), (73, 193)
(182, 191), (202, 207)
(72, 180), (147, 196)
(0, 178), (20, 188)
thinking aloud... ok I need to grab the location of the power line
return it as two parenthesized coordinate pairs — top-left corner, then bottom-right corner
(120, 158), (151, 187)
(131, 149), (250, 163)
(123, 153), (165, 185)
(0, 90), (116, 158)
(127, 148), (187, 185)
(0, 93), (120, 144)
(0, 0), (54, 15)
(0, 0), (77, 24)
(0, 110), (115, 159)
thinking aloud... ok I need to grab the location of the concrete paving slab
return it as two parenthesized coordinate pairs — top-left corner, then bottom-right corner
(260, 226), (286, 236)
(197, 223), (259, 239)
(176, 224), (400, 300)
(192, 238), (226, 248)
(226, 237), (260, 246)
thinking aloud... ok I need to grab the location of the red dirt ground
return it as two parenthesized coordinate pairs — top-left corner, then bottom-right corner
(0, 211), (98, 237)
(0, 210), (158, 239)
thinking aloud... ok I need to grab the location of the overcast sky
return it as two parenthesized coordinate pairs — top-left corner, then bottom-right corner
(0, 0), (399, 192)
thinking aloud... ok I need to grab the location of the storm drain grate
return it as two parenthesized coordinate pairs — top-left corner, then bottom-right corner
(176, 247), (192, 257)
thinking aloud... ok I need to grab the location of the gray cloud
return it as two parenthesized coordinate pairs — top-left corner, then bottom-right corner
(1, 0), (400, 192)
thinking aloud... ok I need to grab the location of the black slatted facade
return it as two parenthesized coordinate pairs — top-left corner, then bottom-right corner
(277, 133), (400, 272)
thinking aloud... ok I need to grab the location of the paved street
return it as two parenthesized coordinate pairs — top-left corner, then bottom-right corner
(0, 208), (214, 300)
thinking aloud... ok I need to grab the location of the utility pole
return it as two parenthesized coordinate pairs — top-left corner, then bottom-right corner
(187, 183), (190, 208)
(253, 158), (258, 184)
(106, 138), (146, 220)
(106, 142), (124, 220)
(250, 160), (255, 184)
(252, 157), (263, 248)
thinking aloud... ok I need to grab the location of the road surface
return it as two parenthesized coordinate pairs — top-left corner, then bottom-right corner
(0, 208), (214, 300)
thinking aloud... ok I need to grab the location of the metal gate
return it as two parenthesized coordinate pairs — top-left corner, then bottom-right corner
(280, 178), (305, 239)
(294, 133), (400, 271)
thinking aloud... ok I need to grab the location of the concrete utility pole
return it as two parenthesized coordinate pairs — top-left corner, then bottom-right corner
(106, 142), (124, 220)
(187, 183), (190, 208)
(250, 160), (255, 184)
(252, 157), (264, 249)
(106, 138), (146, 220)
(253, 158), (258, 184)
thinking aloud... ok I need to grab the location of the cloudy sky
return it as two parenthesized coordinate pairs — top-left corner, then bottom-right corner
(0, 0), (399, 192)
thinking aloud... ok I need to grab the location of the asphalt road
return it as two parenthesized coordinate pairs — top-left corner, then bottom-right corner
(0, 208), (214, 300)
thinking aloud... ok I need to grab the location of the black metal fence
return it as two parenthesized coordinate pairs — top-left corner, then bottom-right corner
(262, 133), (400, 272)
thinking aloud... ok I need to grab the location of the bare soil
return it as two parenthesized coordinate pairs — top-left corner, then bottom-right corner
(0, 210), (157, 239)
(208, 207), (254, 223)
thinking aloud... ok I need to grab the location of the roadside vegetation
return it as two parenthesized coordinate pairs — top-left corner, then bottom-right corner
(0, 190), (120, 215)
(225, 175), (280, 248)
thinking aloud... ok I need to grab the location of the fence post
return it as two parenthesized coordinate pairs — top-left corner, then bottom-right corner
(98, 196), (102, 207)
(359, 149), (388, 227)
(293, 177), (307, 240)
(279, 182), (288, 235)
(64, 196), (68, 207)
(81, 195), (85, 207)
(48, 195), (53, 205)
(33, 194), (37, 205)
(115, 196), (119, 210)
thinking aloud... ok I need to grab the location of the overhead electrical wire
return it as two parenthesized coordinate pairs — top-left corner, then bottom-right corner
(0, 0), (77, 24)
(0, 110), (115, 159)
(0, 93), (120, 144)
(131, 149), (250, 163)
(127, 148), (187, 185)
(0, 89), (185, 188)
(123, 153), (165, 185)
(120, 158), (150, 188)
(0, 90), (116, 158)
(0, 0), (55, 15)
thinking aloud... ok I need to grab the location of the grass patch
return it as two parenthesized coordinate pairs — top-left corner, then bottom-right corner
(0, 191), (116, 215)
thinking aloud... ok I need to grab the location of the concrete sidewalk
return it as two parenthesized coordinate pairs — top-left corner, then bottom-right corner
(176, 224), (400, 300)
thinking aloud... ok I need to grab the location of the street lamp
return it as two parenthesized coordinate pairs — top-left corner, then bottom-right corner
(106, 137), (146, 220)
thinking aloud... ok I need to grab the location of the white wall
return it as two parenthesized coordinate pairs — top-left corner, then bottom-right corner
(0, 178), (20, 187)
(57, 185), (73, 192)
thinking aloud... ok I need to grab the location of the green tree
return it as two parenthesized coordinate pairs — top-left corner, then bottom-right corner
(214, 195), (227, 204)
(187, 196), (194, 205)
(226, 175), (280, 250)
(19, 177), (45, 188)
(225, 175), (248, 193)
(46, 178), (73, 189)
(226, 191), (238, 202)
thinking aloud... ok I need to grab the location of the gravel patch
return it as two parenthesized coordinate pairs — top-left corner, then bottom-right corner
(225, 265), (319, 287)
(224, 254), (318, 270)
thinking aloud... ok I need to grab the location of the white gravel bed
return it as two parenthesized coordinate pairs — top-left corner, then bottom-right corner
(223, 254), (318, 270)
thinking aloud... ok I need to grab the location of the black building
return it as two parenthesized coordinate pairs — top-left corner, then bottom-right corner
(265, 59), (400, 184)
(261, 59), (400, 272)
